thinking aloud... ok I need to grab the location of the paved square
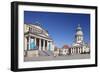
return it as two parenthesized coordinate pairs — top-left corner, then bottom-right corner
(24, 54), (90, 62)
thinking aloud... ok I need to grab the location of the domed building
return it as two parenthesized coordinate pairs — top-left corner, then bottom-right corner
(70, 24), (90, 55)
(75, 24), (83, 43)
(24, 23), (54, 57)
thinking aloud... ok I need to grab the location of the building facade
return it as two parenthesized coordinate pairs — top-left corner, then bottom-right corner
(24, 23), (90, 57)
(24, 23), (54, 57)
(60, 45), (70, 56)
(70, 24), (90, 55)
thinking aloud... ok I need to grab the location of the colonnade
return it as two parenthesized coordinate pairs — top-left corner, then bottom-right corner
(24, 36), (53, 51)
(70, 47), (83, 54)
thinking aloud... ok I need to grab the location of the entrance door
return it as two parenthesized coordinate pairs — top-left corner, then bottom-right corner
(30, 38), (36, 50)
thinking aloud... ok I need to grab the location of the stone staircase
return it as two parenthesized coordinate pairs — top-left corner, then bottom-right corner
(39, 50), (54, 56)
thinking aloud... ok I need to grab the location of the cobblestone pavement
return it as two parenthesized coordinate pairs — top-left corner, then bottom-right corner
(24, 54), (90, 62)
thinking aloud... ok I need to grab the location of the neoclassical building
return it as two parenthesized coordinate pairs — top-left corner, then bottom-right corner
(24, 23), (54, 57)
(24, 23), (90, 57)
(70, 24), (90, 55)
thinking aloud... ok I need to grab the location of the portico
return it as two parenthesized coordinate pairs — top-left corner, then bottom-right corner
(70, 47), (83, 54)
(24, 23), (54, 56)
(25, 36), (53, 51)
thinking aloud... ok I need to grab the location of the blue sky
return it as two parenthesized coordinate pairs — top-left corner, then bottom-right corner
(24, 11), (90, 48)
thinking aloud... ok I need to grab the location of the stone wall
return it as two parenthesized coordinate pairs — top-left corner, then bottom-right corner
(26, 50), (39, 57)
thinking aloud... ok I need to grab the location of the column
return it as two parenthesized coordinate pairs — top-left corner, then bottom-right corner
(71, 48), (73, 54)
(50, 42), (52, 51)
(49, 42), (53, 51)
(34, 37), (36, 48)
(47, 41), (49, 50)
(24, 37), (27, 56)
(78, 48), (79, 54)
(82, 47), (84, 53)
(52, 42), (54, 51)
(43, 40), (45, 50)
(24, 37), (27, 51)
(28, 36), (31, 50)
(73, 48), (74, 54)
(80, 48), (81, 53)
(39, 39), (41, 50)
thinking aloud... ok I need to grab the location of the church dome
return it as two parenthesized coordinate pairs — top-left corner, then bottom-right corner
(77, 26), (82, 30)
(76, 24), (82, 30)
(76, 24), (83, 35)
(76, 31), (83, 35)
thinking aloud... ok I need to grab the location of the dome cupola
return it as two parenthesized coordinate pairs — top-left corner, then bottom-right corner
(76, 24), (83, 36)
(75, 24), (84, 43)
